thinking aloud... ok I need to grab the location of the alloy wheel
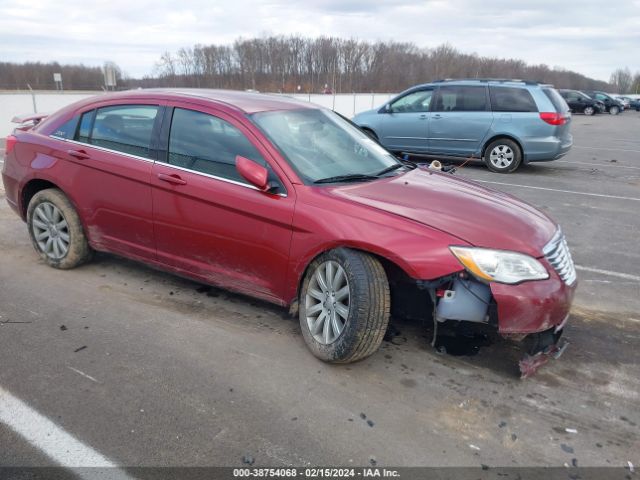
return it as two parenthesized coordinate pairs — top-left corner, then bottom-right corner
(489, 145), (514, 169)
(305, 261), (350, 344)
(31, 202), (70, 260)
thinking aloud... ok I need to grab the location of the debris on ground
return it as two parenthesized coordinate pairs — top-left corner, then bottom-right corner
(565, 428), (578, 434)
(469, 444), (481, 451)
(242, 455), (255, 466)
(367, 419), (375, 427)
(560, 444), (574, 454)
(519, 340), (568, 378)
(59, 325), (67, 331)
(627, 461), (634, 473)
(74, 345), (87, 353)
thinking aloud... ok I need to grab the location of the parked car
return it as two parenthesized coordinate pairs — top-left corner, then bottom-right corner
(352, 79), (572, 173)
(628, 97), (640, 111)
(582, 91), (624, 115)
(558, 89), (603, 115)
(2, 89), (576, 371)
(614, 96), (631, 110)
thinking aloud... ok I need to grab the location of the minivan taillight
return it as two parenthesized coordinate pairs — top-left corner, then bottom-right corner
(5, 135), (17, 155)
(539, 112), (567, 126)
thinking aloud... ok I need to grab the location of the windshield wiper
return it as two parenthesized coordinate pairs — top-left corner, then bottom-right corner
(313, 173), (379, 184)
(375, 162), (406, 177)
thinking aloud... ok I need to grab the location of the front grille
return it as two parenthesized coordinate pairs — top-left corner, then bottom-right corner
(543, 230), (577, 286)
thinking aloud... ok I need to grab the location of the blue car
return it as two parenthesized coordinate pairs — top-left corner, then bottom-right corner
(353, 79), (573, 173)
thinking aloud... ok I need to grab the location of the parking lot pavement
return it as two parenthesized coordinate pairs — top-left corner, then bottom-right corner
(1, 113), (639, 471)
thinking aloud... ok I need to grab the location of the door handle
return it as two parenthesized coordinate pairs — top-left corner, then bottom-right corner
(157, 173), (187, 185)
(67, 149), (90, 160)
(419, 114), (428, 119)
(433, 114), (442, 119)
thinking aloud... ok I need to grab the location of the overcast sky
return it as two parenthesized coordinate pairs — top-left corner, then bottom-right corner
(0, 0), (638, 81)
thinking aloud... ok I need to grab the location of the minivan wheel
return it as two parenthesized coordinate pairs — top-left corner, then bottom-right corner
(299, 248), (390, 363)
(583, 106), (595, 116)
(609, 106), (620, 115)
(484, 139), (522, 173)
(27, 188), (93, 269)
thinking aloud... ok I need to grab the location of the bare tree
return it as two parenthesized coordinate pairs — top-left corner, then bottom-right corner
(610, 67), (633, 94)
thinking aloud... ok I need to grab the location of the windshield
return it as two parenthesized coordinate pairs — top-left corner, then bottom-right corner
(251, 108), (399, 184)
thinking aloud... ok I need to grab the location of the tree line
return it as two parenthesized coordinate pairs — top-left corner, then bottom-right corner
(1, 36), (638, 94)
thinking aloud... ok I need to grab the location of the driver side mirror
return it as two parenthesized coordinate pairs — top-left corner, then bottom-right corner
(236, 155), (269, 191)
(383, 104), (392, 113)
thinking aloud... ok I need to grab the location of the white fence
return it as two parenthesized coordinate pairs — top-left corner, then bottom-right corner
(0, 91), (397, 138)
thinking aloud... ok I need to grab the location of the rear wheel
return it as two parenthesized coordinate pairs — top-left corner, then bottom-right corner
(609, 105), (620, 115)
(583, 106), (595, 116)
(27, 189), (93, 269)
(299, 248), (390, 363)
(484, 138), (522, 173)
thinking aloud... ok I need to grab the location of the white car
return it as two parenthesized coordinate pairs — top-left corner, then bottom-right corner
(613, 95), (630, 110)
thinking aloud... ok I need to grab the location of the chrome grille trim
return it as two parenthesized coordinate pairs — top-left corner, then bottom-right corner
(543, 229), (577, 286)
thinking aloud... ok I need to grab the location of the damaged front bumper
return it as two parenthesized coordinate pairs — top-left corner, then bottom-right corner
(425, 267), (576, 377)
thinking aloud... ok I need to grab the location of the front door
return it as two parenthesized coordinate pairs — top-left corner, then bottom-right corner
(378, 88), (434, 152)
(151, 105), (295, 303)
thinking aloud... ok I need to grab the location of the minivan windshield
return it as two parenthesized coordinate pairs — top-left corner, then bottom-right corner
(252, 108), (401, 184)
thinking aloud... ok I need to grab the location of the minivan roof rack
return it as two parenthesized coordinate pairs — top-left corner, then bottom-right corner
(432, 78), (541, 85)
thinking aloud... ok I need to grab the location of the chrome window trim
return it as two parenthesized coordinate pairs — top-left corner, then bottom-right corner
(49, 135), (287, 198)
(51, 136), (155, 163)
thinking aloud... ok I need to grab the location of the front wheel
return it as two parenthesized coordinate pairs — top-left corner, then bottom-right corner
(583, 106), (595, 116)
(484, 139), (522, 173)
(609, 106), (620, 115)
(27, 188), (93, 269)
(299, 248), (390, 363)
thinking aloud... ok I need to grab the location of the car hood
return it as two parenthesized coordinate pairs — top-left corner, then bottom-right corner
(329, 168), (557, 257)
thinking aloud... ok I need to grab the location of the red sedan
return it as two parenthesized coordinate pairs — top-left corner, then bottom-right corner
(2, 89), (576, 372)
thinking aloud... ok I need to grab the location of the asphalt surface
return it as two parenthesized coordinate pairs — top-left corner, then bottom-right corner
(0, 112), (639, 472)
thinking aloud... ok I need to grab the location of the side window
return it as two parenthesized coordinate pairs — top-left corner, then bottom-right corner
(489, 87), (538, 112)
(89, 105), (159, 159)
(168, 108), (267, 184)
(77, 111), (94, 143)
(433, 86), (487, 112)
(52, 116), (79, 139)
(390, 90), (433, 113)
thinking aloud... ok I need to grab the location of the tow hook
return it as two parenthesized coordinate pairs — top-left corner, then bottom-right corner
(519, 339), (569, 379)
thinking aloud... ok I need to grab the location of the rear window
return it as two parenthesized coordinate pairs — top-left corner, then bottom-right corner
(542, 88), (569, 113)
(89, 105), (159, 159)
(52, 116), (79, 139)
(489, 87), (537, 112)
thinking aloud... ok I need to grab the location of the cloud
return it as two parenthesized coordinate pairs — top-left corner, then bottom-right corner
(0, 0), (637, 81)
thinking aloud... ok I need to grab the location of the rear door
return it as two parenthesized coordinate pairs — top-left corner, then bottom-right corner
(429, 85), (493, 156)
(60, 103), (161, 259)
(377, 88), (434, 152)
(150, 104), (296, 303)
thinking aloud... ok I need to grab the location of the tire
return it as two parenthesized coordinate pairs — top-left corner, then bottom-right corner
(27, 188), (93, 269)
(583, 106), (595, 116)
(483, 138), (522, 173)
(299, 248), (390, 363)
(609, 106), (620, 115)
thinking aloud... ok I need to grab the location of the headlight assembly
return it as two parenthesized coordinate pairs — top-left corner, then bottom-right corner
(450, 246), (549, 284)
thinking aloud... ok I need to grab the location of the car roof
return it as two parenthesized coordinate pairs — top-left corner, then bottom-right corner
(414, 78), (546, 88)
(79, 88), (316, 114)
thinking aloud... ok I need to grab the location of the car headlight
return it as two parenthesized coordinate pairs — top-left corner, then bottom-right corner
(449, 246), (549, 284)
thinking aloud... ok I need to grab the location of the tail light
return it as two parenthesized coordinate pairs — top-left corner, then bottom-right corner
(539, 112), (568, 126)
(5, 135), (17, 155)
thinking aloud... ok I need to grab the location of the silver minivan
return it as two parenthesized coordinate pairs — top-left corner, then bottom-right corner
(353, 79), (573, 173)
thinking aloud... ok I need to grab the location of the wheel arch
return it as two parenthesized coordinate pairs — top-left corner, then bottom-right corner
(481, 134), (524, 161)
(289, 244), (419, 316)
(20, 178), (61, 220)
